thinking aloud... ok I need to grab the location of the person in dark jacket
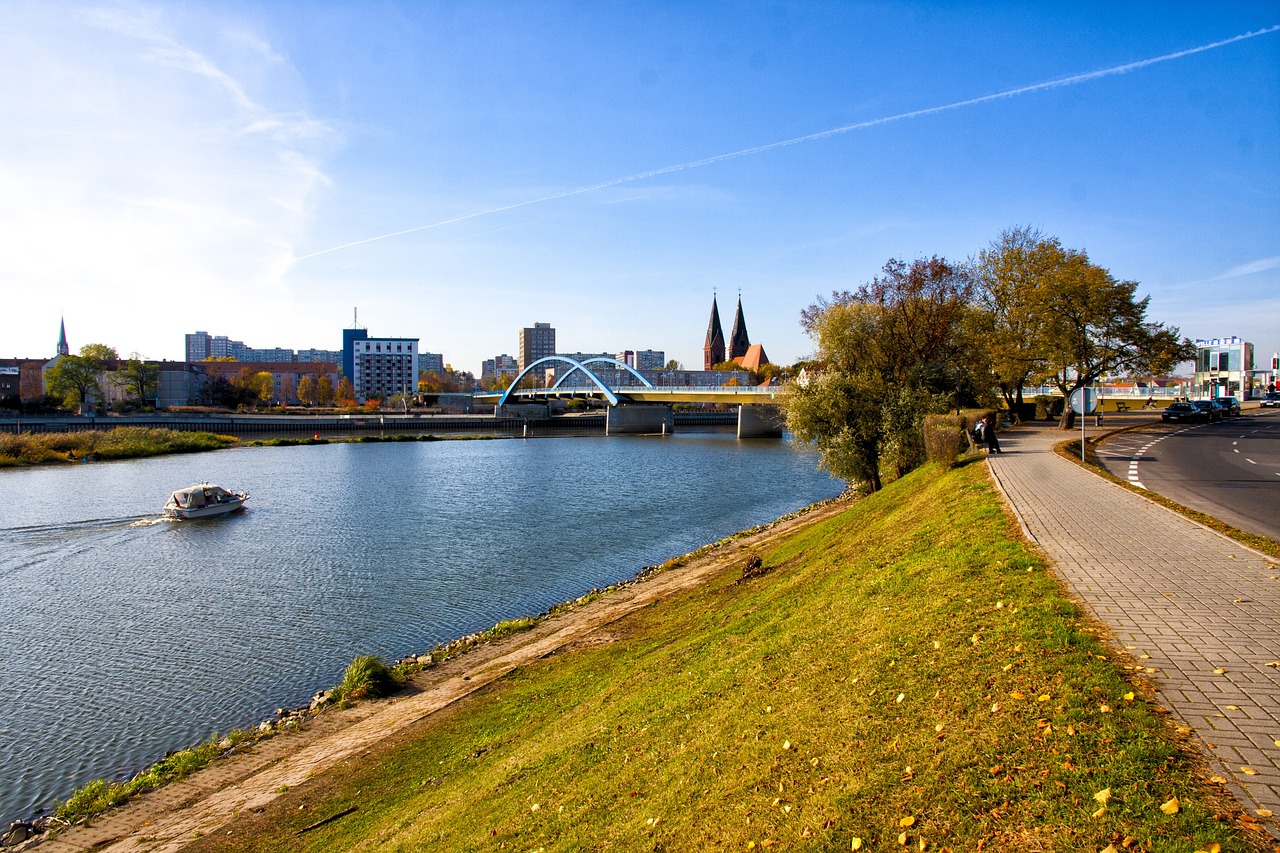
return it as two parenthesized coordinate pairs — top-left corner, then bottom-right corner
(983, 413), (1002, 454)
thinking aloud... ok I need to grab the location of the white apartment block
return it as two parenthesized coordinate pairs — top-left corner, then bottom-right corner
(353, 337), (419, 401)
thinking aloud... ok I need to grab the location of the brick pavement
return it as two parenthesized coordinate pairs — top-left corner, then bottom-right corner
(987, 421), (1280, 836)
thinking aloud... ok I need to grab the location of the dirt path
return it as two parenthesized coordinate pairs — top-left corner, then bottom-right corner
(34, 498), (851, 853)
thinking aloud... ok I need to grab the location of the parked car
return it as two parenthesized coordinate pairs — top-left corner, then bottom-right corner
(1261, 392), (1280, 408)
(1214, 397), (1241, 416)
(1189, 400), (1221, 422)
(1161, 401), (1206, 423)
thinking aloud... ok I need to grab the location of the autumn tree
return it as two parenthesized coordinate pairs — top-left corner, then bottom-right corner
(974, 229), (1193, 428)
(784, 257), (984, 489)
(317, 376), (336, 406)
(296, 374), (318, 406)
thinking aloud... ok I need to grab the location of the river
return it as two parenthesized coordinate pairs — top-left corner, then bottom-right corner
(0, 432), (841, 822)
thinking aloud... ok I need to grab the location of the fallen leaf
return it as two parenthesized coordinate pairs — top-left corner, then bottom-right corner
(1102, 846), (1117, 853)
(1209, 775), (1227, 784)
(1160, 796), (1180, 814)
(1094, 788), (1111, 803)
(898, 831), (908, 846)
(530, 803), (540, 812)
(896, 693), (905, 704)
(1241, 766), (1258, 775)
(990, 702), (1001, 713)
(1256, 809), (1274, 818)
(1002, 663), (1013, 672)
(932, 641), (940, 649)
(1196, 844), (1221, 853)
(1213, 668), (1226, 675)
(851, 838), (863, 851)
(1123, 692), (1135, 701)
(1225, 705), (1239, 711)
(1093, 804), (1107, 819)
(1099, 703), (1112, 713)
(783, 740), (792, 750)
(1037, 694), (1050, 703)
(1066, 724), (1076, 736)
(899, 815), (916, 828)
(1009, 691), (1026, 700)
(934, 723), (944, 733)
(1176, 726), (1192, 735)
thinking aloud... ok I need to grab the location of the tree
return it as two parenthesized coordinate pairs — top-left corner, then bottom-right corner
(784, 257), (981, 490)
(231, 368), (273, 406)
(975, 230), (1193, 428)
(665, 359), (683, 370)
(335, 376), (355, 407)
(120, 357), (159, 408)
(45, 343), (116, 413)
(278, 374), (295, 406)
(317, 376), (336, 406)
(297, 375), (318, 407)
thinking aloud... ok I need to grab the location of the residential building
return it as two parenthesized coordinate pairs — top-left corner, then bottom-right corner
(352, 337), (419, 401)
(518, 322), (556, 372)
(297, 348), (343, 364)
(342, 326), (368, 380)
(420, 352), (445, 374)
(482, 354), (518, 381)
(635, 349), (666, 371)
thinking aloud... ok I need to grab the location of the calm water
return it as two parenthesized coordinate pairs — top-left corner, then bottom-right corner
(0, 433), (840, 821)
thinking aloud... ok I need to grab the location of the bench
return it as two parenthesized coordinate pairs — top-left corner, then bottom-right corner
(1112, 401), (1129, 413)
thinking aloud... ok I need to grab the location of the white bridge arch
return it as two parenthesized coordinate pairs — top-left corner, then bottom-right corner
(497, 356), (653, 407)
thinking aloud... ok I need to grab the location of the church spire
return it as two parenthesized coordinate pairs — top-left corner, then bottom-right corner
(728, 296), (750, 361)
(703, 294), (725, 370)
(56, 316), (69, 356)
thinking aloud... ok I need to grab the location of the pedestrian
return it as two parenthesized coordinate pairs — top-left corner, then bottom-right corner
(983, 413), (1002, 454)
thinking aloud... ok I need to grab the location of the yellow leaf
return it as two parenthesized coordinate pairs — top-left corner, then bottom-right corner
(1160, 797), (1179, 814)
(1241, 766), (1258, 775)
(1224, 705), (1239, 711)
(1101, 846), (1117, 853)
(1093, 805), (1107, 818)
(1038, 694), (1050, 703)
(1213, 668), (1226, 674)
(896, 693), (905, 704)
(934, 723), (944, 733)
(851, 838), (863, 851)
(1256, 808), (1274, 818)
(899, 815), (916, 827)
(898, 831), (908, 846)
(1002, 663), (1013, 672)
(932, 641), (940, 649)
(1208, 775), (1227, 784)
(530, 803), (540, 812)
(990, 702), (1001, 713)
(1009, 691), (1026, 700)
(1195, 844), (1221, 853)
(747, 842), (756, 850)
(1099, 703), (1112, 713)
(1066, 724), (1076, 736)
(1094, 788), (1111, 803)
(918, 839), (927, 851)
(1176, 726), (1192, 735)
(1123, 692), (1134, 701)
(783, 740), (792, 750)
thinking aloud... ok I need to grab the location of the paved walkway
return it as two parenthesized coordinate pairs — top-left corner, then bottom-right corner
(987, 422), (1280, 836)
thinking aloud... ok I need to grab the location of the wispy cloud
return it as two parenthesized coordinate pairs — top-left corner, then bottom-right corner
(1214, 256), (1280, 280)
(0, 2), (335, 353)
(297, 24), (1280, 261)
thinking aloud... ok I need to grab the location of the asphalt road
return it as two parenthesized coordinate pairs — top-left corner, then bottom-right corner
(1096, 409), (1280, 541)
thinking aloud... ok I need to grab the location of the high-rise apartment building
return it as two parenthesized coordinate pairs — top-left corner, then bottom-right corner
(518, 322), (556, 372)
(352, 337), (419, 401)
(635, 350), (665, 371)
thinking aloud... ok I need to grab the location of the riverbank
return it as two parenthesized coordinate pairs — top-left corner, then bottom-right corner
(0, 428), (238, 467)
(32, 460), (1268, 852)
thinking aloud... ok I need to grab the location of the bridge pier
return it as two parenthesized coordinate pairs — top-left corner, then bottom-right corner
(737, 404), (784, 439)
(495, 403), (551, 419)
(605, 405), (673, 436)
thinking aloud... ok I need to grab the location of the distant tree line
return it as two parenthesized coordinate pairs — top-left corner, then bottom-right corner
(783, 227), (1193, 490)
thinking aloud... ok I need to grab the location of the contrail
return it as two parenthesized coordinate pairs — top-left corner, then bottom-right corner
(296, 24), (1279, 262)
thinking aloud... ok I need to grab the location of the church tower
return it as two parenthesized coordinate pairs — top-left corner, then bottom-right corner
(703, 295), (726, 370)
(56, 316), (69, 356)
(728, 297), (750, 361)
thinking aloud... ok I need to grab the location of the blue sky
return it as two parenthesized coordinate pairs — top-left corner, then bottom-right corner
(1, 2), (1277, 375)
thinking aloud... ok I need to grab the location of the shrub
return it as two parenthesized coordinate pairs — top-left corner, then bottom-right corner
(334, 655), (400, 703)
(922, 414), (968, 469)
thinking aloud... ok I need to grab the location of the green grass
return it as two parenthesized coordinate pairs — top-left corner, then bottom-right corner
(189, 460), (1264, 852)
(0, 427), (238, 466)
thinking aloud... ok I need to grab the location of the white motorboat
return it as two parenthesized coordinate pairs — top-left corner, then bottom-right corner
(164, 483), (249, 519)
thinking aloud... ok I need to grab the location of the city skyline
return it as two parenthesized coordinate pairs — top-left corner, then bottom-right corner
(1, 3), (1277, 371)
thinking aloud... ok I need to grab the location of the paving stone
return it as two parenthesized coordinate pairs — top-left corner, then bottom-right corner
(988, 423), (1280, 837)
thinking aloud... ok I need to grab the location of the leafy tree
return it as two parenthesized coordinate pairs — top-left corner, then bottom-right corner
(279, 374), (295, 406)
(317, 376), (336, 406)
(974, 230), (1193, 428)
(665, 359), (683, 370)
(203, 356), (238, 362)
(120, 357), (159, 408)
(231, 368), (273, 406)
(45, 343), (116, 413)
(296, 375), (318, 407)
(784, 257), (981, 490)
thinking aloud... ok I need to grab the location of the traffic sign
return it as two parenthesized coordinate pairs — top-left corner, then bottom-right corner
(1069, 387), (1099, 414)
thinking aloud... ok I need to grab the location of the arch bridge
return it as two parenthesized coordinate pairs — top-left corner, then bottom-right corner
(476, 356), (784, 437)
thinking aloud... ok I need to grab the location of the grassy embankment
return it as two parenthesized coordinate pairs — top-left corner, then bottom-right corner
(0, 427), (238, 467)
(190, 459), (1262, 853)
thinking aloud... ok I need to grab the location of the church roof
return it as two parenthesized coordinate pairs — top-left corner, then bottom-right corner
(728, 297), (750, 360)
(704, 295), (725, 351)
(734, 343), (770, 372)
